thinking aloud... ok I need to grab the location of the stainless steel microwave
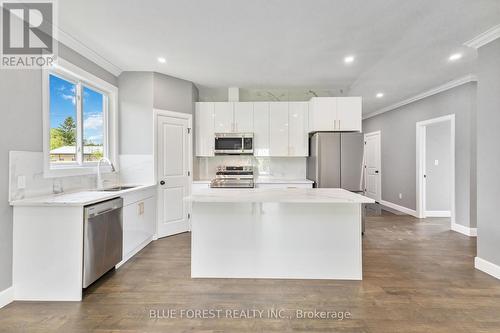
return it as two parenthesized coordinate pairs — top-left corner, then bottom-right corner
(214, 133), (253, 155)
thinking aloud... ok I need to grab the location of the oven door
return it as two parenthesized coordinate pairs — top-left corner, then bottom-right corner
(214, 136), (244, 154)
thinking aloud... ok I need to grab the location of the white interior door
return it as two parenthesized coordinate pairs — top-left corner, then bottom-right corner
(364, 131), (381, 201)
(157, 113), (191, 238)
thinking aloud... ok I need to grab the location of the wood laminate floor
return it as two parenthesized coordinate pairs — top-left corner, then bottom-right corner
(1, 208), (499, 333)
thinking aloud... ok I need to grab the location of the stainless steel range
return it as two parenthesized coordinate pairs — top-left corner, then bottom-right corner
(210, 166), (254, 188)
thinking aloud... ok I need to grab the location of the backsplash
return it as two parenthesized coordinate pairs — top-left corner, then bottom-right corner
(195, 156), (307, 180)
(119, 154), (154, 185)
(8, 151), (119, 202)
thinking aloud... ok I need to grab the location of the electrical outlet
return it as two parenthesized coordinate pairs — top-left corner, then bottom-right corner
(17, 175), (26, 189)
(399, 193), (403, 199)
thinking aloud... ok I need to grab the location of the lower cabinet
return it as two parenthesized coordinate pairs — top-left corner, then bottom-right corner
(255, 183), (313, 189)
(121, 188), (156, 265)
(192, 182), (210, 192)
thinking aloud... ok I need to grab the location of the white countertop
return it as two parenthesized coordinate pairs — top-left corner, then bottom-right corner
(10, 184), (156, 207)
(188, 188), (375, 204)
(193, 178), (314, 184)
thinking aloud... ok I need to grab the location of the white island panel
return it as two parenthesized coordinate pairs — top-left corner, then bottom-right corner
(191, 201), (363, 280)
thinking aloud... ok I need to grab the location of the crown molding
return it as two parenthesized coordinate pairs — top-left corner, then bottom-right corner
(464, 24), (500, 49)
(363, 75), (477, 120)
(57, 28), (123, 77)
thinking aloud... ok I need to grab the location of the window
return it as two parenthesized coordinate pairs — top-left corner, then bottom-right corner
(43, 59), (117, 177)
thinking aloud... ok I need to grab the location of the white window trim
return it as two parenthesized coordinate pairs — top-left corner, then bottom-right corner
(42, 58), (118, 178)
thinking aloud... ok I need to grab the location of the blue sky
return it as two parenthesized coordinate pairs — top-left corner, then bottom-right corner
(50, 74), (104, 145)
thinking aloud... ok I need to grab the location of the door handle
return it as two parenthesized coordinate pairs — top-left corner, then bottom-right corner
(375, 170), (379, 174)
(160, 180), (165, 185)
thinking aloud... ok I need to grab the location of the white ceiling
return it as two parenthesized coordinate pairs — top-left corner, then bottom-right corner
(58, 0), (500, 114)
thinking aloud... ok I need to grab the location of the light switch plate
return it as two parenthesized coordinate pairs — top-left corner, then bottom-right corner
(434, 159), (439, 166)
(17, 175), (26, 189)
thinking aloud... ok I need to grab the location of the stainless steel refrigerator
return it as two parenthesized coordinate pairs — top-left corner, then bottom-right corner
(307, 132), (364, 191)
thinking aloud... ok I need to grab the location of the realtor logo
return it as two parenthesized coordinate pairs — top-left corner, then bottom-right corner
(1, 0), (57, 68)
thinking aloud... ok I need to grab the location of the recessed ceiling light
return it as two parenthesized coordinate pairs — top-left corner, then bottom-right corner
(157, 57), (167, 64)
(448, 53), (462, 61)
(376, 93), (384, 98)
(344, 56), (355, 64)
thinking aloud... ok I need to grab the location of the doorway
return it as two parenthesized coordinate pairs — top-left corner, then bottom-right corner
(416, 115), (455, 225)
(364, 131), (381, 202)
(155, 109), (192, 238)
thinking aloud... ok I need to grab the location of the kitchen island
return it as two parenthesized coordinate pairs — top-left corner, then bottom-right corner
(188, 188), (374, 280)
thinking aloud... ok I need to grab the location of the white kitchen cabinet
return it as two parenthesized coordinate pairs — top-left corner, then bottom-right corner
(214, 102), (234, 133)
(269, 102), (289, 156)
(308, 97), (362, 132)
(195, 102), (215, 156)
(192, 182), (210, 192)
(309, 97), (336, 132)
(121, 187), (156, 266)
(256, 183), (313, 189)
(288, 102), (309, 156)
(253, 102), (270, 156)
(234, 102), (254, 132)
(337, 97), (362, 131)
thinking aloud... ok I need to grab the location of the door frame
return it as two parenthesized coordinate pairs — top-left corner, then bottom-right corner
(153, 109), (193, 238)
(363, 130), (382, 202)
(416, 114), (455, 223)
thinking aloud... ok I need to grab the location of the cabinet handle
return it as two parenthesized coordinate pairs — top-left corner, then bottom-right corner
(338, 120), (341, 130)
(334, 120), (337, 130)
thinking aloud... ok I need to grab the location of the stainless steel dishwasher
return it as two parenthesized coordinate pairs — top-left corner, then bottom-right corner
(83, 198), (123, 288)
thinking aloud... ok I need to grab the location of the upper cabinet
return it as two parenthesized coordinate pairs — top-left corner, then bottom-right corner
(336, 97), (362, 131)
(194, 101), (310, 157)
(288, 102), (309, 156)
(269, 102), (289, 157)
(234, 102), (254, 132)
(214, 102), (233, 133)
(195, 103), (215, 157)
(309, 97), (336, 132)
(253, 102), (270, 156)
(309, 97), (362, 132)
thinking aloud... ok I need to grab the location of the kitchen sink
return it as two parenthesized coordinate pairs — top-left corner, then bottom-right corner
(98, 186), (138, 192)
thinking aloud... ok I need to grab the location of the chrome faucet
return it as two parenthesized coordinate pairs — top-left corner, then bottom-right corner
(97, 157), (116, 190)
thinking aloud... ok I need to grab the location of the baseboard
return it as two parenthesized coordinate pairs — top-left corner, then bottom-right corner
(379, 200), (418, 217)
(451, 222), (477, 237)
(0, 286), (14, 309)
(475, 257), (500, 280)
(425, 210), (451, 217)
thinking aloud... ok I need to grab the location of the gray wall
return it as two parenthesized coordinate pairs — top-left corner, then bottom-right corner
(476, 38), (500, 267)
(363, 82), (476, 228)
(118, 72), (154, 155)
(0, 44), (118, 294)
(153, 73), (197, 114)
(425, 121), (451, 211)
(119, 72), (198, 156)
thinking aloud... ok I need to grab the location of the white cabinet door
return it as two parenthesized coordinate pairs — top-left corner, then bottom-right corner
(256, 183), (313, 189)
(337, 97), (362, 132)
(195, 102), (214, 156)
(309, 97), (336, 132)
(253, 102), (270, 156)
(269, 102), (289, 156)
(122, 194), (156, 264)
(214, 102), (234, 133)
(288, 102), (309, 156)
(234, 102), (254, 133)
(192, 182), (210, 192)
